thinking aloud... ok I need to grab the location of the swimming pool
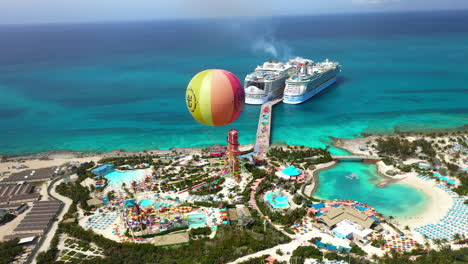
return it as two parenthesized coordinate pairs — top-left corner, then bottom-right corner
(265, 191), (290, 209)
(140, 200), (154, 208)
(188, 213), (207, 228)
(104, 169), (148, 188)
(138, 200), (172, 209)
(434, 173), (455, 184)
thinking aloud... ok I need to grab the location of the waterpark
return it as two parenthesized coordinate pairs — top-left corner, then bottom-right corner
(58, 118), (467, 264)
(265, 191), (291, 210)
(7, 66), (464, 264)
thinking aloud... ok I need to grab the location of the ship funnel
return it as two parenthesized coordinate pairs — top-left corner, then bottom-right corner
(301, 64), (306, 75)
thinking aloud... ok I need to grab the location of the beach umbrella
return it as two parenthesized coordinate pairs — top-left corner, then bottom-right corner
(186, 69), (244, 126)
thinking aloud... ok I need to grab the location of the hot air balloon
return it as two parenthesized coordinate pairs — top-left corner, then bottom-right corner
(186, 69), (244, 126)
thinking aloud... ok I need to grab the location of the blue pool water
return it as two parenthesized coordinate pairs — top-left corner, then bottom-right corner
(433, 173), (455, 184)
(188, 213), (207, 228)
(314, 161), (427, 217)
(139, 199), (154, 208)
(139, 200), (172, 209)
(265, 192), (290, 209)
(104, 169), (147, 188)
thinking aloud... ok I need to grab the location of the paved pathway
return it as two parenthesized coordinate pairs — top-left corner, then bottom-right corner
(31, 178), (73, 264)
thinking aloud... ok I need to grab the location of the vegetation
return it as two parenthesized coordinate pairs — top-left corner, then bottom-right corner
(452, 171), (468, 196)
(76, 161), (96, 182)
(378, 246), (468, 264)
(0, 239), (23, 264)
(49, 220), (290, 264)
(56, 181), (92, 211)
(125, 226), (189, 238)
(267, 146), (332, 164)
(349, 243), (367, 256)
(189, 227), (212, 237)
(290, 246), (323, 264)
(98, 155), (154, 167)
(189, 177), (225, 196)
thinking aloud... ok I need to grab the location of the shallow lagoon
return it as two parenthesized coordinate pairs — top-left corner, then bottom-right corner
(314, 161), (427, 217)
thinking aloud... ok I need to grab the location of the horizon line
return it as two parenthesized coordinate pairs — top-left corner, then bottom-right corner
(0, 8), (467, 27)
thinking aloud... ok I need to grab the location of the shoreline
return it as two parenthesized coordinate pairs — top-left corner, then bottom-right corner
(1, 125), (466, 158)
(331, 135), (455, 229)
(307, 161), (338, 197)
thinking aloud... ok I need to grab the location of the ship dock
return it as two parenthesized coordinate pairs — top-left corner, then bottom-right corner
(253, 98), (282, 159)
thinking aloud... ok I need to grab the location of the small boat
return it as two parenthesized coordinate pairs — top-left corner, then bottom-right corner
(345, 173), (359, 180)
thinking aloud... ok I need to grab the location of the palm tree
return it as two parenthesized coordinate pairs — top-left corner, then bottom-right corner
(452, 233), (461, 242)
(433, 238), (442, 248)
(424, 237), (430, 249)
(441, 238), (448, 245)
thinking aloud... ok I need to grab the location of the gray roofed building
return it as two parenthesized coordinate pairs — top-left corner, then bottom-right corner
(318, 206), (376, 229)
(0, 168), (56, 184)
(0, 183), (38, 204)
(12, 200), (61, 235)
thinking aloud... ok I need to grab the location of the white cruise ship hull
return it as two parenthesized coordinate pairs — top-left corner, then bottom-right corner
(283, 76), (337, 104)
(245, 96), (269, 105)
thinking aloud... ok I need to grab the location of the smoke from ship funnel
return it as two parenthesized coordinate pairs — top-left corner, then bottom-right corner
(182, 1), (294, 61)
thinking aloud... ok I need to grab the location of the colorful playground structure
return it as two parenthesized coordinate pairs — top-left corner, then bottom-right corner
(177, 130), (248, 194)
(122, 199), (193, 235)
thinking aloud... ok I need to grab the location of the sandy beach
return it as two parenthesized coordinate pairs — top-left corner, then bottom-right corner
(393, 174), (453, 227)
(333, 136), (455, 231)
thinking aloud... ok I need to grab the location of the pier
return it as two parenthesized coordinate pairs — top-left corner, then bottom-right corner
(254, 98), (282, 159)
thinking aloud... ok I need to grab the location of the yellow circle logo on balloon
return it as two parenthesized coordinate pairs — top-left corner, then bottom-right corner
(186, 69), (245, 126)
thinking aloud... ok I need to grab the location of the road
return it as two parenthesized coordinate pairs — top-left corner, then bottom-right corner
(31, 178), (73, 264)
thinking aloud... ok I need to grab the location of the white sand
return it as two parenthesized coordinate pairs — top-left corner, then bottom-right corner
(334, 136), (456, 233)
(392, 174), (453, 228)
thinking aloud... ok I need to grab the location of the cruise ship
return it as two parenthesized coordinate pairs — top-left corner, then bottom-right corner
(283, 57), (341, 104)
(244, 60), (293, 105)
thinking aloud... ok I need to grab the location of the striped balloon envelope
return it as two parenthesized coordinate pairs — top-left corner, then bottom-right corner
(186, 69), (245, 126)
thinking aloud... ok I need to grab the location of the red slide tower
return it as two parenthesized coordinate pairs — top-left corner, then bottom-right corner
(227, 129), (241, 182)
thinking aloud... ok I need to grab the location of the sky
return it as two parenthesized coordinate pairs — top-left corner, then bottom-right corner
(0, 0), (467, 24)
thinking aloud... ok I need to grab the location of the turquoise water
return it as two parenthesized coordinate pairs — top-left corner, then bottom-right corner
(433, 173), (455, 184)
(265, 192), (290, 209)
(104, 169), (147, 187)
(314, 161), (427, 217)
(0, 11), (467, 155)
(139, 199), (172, 208)
(139, 199), (154, 208)
(188, 213), (207, 228)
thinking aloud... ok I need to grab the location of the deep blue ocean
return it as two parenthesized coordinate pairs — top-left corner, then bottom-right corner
(0, 10), (467, 155)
